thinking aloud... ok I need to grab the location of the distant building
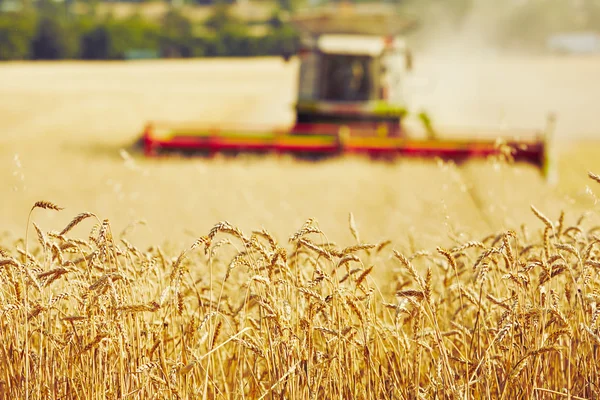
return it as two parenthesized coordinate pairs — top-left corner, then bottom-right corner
(547, 32), (600, 54)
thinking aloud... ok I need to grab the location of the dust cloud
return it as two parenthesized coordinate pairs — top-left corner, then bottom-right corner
(401, 1), (600, 141)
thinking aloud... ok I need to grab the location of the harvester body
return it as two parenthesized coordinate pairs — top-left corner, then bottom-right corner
(141, 6), (555, 181)
(293, 33), (410, 138)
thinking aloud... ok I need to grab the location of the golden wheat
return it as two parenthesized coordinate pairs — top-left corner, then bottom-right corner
(0, 193), (599, 399)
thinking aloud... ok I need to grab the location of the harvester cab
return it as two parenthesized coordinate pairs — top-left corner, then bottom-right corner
(288, 8), (417, 139)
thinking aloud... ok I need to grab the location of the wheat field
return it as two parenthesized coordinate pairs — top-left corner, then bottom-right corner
(1, 55), (600, 398)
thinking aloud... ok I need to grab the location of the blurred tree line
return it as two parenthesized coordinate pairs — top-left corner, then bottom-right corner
(0, 0), (299, 60)
(3, 0), (600, 60)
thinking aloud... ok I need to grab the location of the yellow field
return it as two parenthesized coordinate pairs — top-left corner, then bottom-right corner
(1, 56), (600, 398)
(2, 56), (600, 248)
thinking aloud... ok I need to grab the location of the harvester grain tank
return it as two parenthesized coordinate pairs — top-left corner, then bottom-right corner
(141, 6), (556, 182)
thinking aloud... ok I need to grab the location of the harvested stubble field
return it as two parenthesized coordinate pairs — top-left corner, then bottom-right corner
(1, 55), (600, 399)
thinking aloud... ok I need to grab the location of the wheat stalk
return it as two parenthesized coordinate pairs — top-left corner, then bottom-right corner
(348, 212), (360, 244)
(530, 205), (554, 230)
(588, 171), (600, 185)
(59, 212), (97, 236)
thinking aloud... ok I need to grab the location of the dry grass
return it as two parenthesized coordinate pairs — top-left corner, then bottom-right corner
(0, 172), (599, 399)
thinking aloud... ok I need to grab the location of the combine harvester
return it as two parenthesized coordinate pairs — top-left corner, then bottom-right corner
(141, 5), (556, 182)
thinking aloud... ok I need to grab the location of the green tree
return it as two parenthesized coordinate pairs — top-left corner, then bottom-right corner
(103, 15), (159, 59)
(29, 0), (82, 60)
(0, 11), (37, 60)
(203, 0), (254, 56)
(259, 19), (299, 58)
(159, 8), (196, 58)
(31, 16), (79, 59)
(204, 0), (240, 31)
(80, 24), (111, 59)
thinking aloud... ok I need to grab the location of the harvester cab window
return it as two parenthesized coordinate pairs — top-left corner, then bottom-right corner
(321, 55), (372, 102)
